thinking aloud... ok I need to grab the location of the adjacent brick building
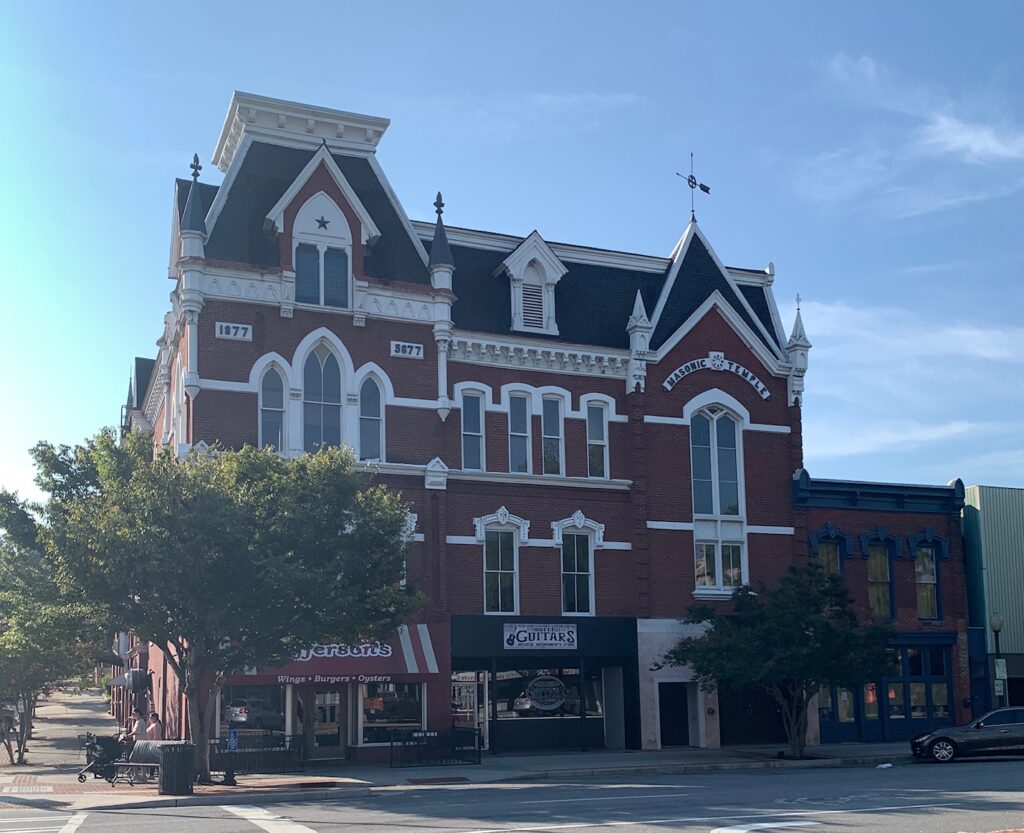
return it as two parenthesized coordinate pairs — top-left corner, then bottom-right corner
(120, 92), (970, 758)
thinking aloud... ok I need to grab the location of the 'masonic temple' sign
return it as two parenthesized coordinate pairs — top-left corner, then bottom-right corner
(663, 351), (771, 399)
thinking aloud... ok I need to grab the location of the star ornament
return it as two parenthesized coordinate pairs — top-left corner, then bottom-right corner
(316, 216), (329, 230)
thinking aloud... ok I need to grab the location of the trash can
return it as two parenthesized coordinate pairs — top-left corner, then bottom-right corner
(158, 741), (194, 795)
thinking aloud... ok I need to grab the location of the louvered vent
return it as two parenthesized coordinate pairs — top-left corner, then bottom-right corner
(522, 284), (545, 329)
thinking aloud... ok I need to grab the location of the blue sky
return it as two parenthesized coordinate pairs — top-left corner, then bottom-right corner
(1, 1), (1022, 501)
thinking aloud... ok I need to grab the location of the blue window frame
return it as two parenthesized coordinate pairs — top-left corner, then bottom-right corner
(859, 525), (901, 620)
(808, 522), (854, 576)
(908, 529), (949, 622)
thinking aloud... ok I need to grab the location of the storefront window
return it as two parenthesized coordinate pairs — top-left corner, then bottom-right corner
(222, 685), (285, 735)
(836, 687), (855, 723)
(817, 687), (833, 719)
(361, 683), (423, 744)
(931, 683), (950, 718)
(863, 683), (879, 720)
(493, 669), (603, 720)
(910, 682), (927, 719)
(887, 683), (905, 719)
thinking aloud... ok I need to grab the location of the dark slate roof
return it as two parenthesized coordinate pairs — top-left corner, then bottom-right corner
(792, 469), (966, 514)
(180, 179), (208, 234)
(427, 213), (454, 269)
(175, 179), (219, 224)
(433, 242), (666, 350)
(650, 235), (777, 353)
(128, 357), (155, 410)
(200, 142), (428, 283)
(738, 284), (782, 348)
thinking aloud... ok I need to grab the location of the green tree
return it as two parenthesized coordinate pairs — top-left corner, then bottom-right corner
(0, 496), (105, 764)
(5, 430), (420, 781)
(666, 564), (894, 758)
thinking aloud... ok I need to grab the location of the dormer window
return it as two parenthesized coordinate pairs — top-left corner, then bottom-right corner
(291, 192), (352, 309)
(500, 231), (567, 336)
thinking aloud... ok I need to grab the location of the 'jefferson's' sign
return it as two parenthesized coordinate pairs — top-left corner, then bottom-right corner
(663, 351), (771, 399)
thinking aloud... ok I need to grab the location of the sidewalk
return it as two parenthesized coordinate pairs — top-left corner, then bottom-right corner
(0, 689), (913, 812)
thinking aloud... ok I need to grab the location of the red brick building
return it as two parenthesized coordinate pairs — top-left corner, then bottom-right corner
(121, 92), (969, 758)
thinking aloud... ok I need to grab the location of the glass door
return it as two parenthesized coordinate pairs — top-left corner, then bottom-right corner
(312, 689), (347, 758)
(452, 672), (489, 750)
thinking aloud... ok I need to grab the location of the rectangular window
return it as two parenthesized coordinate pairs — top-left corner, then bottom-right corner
(716, 416), (740, 515)
(484, 530), (516, 613)
(818, 541), (840, 575)
(836, 688), (855, 723)
(931, 682), (950, 718)
(261, 408), (284, 451)
(295, 243), (320, 304)
(722, 543), (742, 587)
(695, 542), (717, 587)
(887, 683), (905, 719)
(910, 682), (927, 719)
(864, 683), (879, 720)
(867, 544), (891, 618)
(561, 533), (592, 614)
(690, 415), (714, 515)
(461, 393), (483, 470)
(323, 248), (349, 308)
(915, 546), (938, 619)
(586, 404), (607, 478)
(360, 682), (422, 744)
(542, 398), (562, 475)
(508, 394), (530, 473)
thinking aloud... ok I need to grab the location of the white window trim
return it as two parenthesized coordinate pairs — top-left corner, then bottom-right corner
(475, 506), (528, 616)
(502, 231), (567, 336)
(560, 530), (597, 617)
(693, 539), (746, 594)
(690, 409), (746, 520)
(292, 239), (354, 310)
(508, 393), (532, 474)
(460, 390), (486, 471)
(358, 377), (385, 462)
(258, 366), (287, 451)
(586, 403), (609, 479)
(541, 395), (565, 476)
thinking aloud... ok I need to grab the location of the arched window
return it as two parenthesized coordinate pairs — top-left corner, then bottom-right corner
(259, 368), (285, 450)
(303, 345), (342, 453)
(690, 410), (740, 516)
(359, 378), (383, 461)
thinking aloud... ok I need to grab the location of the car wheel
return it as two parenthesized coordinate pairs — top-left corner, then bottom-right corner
(929, 738), (957, 762)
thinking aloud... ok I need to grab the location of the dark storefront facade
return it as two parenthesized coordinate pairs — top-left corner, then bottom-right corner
(451, 616), (641, 753)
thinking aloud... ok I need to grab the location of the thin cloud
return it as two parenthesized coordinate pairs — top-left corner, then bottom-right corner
(804, 419), (974, 459)
(915, 113), (1024, 163)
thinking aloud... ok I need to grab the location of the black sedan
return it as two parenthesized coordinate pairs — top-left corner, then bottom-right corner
(912, 707), (1024, 762)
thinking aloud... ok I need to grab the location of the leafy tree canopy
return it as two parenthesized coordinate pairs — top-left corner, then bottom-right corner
(3, 430), (421, 778)
(667, 564), (894, 758)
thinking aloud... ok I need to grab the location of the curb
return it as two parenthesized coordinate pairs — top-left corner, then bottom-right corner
(495, 754), (917, 781)
(73, 785), (372, 811)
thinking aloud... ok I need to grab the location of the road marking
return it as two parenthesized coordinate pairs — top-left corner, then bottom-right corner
(711, 823), (820, 833)
(459, 801), (961, 833)
(0, 820), (69, 825)
(59, 815), (88, 833)
(522, 793), (691, 805)
(0, 827), (63, 833)
(222, 805), (320, 832)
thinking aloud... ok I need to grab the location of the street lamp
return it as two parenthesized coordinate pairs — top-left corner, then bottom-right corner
(989, 612), (1005, 708)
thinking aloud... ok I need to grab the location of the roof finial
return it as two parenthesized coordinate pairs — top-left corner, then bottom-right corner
(190, 153), (202, 182)
(675, 152), (710, 222)
(428, 191), (454, 270)
(434, 191), (444, 217)
(796, 292), (802, 311)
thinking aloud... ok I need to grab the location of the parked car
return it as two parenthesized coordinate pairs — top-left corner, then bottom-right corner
(227, 698), (284, 731)
(912, 707), (1024, 762)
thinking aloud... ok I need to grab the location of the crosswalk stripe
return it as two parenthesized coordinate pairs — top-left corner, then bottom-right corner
(222, 805), (320, 832)
(58, 814), (88, 833)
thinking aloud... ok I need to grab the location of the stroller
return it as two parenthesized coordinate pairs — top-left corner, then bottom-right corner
(77, 732), (133, 785)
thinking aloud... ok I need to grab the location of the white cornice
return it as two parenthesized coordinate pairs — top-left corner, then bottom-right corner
(449, 332), (629, 379)
(213, 91), (390, 172)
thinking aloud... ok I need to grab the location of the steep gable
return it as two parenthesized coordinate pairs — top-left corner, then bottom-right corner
(650, 232), (777, 353)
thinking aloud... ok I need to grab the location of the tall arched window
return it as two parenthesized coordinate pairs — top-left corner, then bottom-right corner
(303, 345), (342, 453)
(690, 410), (740, 516)
(259, 368), (285, 450)
(359, 378), (383, 461)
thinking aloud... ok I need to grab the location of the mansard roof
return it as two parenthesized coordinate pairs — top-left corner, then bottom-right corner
(180, 142), (428, 283)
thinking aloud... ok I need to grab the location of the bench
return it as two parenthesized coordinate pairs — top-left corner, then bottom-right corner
(112, 740), (163, 785)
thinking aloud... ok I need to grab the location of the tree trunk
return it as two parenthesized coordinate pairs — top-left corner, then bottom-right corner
(184, 657), (213, 784)
(15, 697), (29, 765)
(1, 723), (14, 765)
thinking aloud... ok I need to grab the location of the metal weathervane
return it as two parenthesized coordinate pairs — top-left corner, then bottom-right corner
(676, 152), (710, 221)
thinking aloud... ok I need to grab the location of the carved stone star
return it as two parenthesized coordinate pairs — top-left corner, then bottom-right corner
(316, 216), (329, 230)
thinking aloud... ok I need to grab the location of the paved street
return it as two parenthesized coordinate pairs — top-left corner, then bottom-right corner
(3, 760), (1024, 833)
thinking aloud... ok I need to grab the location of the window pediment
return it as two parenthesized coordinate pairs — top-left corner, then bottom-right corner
(474, 506), (530, 544)
(551, 510), (605, 548)
(500, 231), (567, 336)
